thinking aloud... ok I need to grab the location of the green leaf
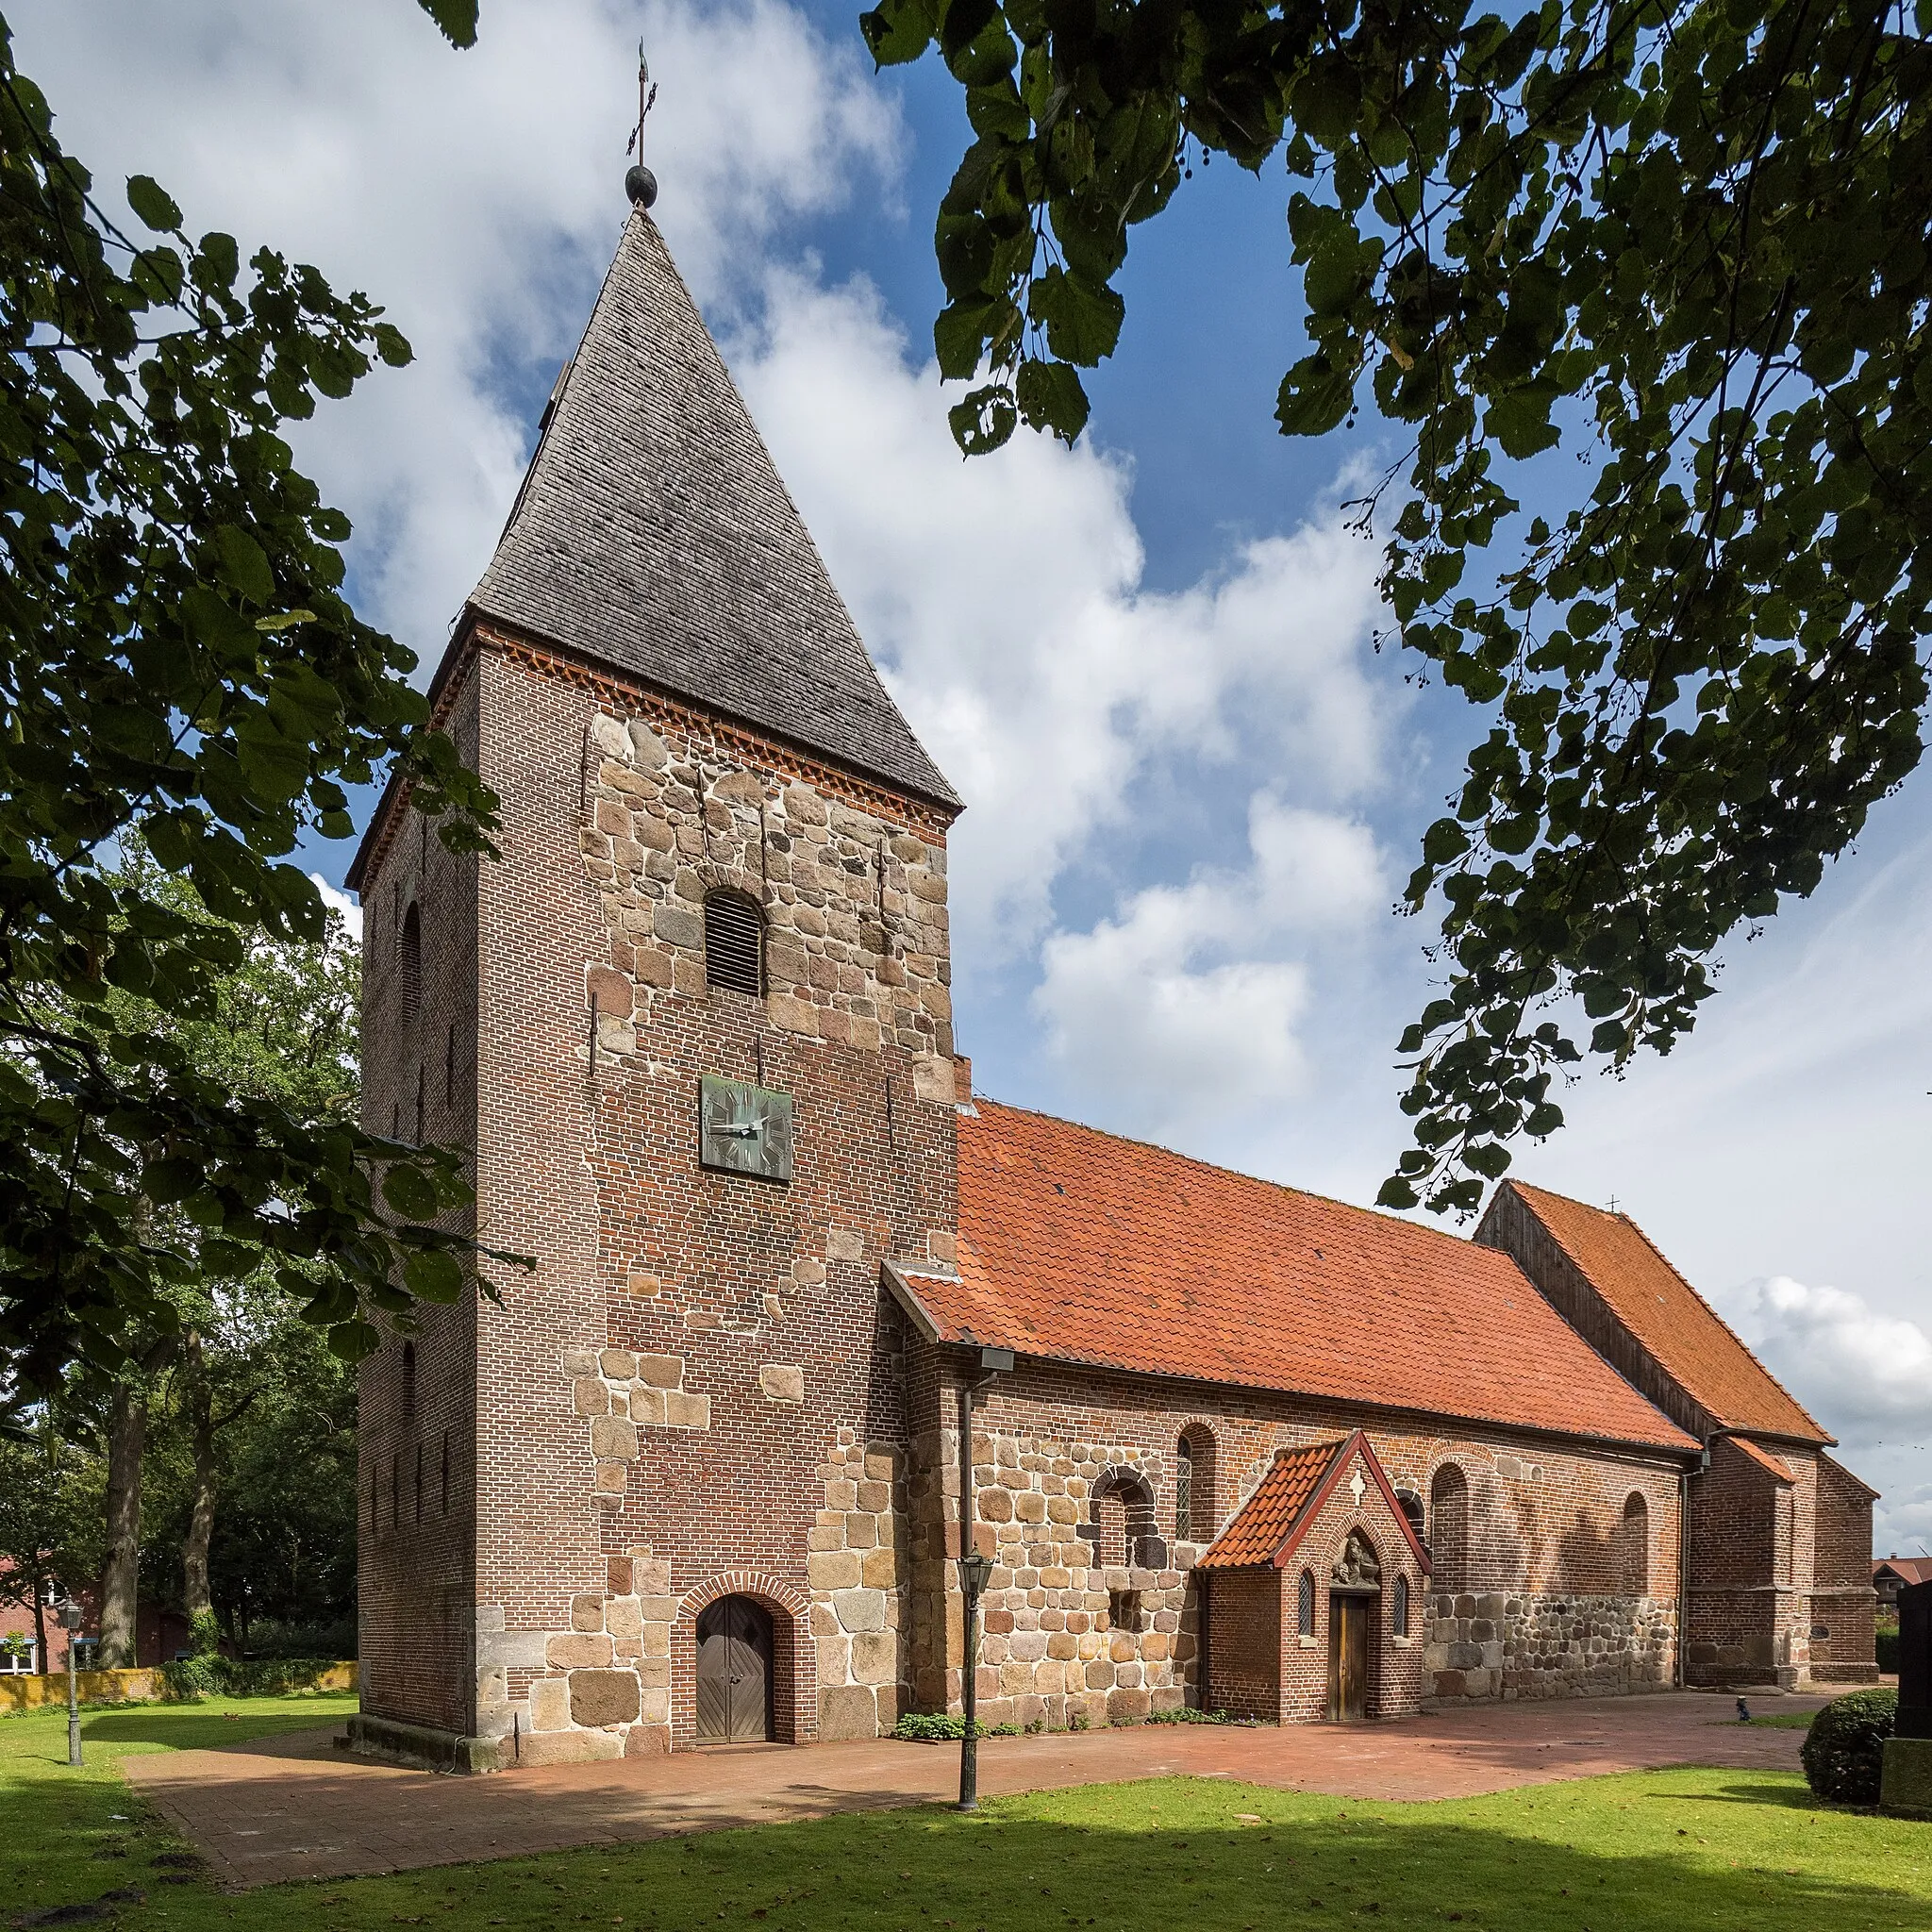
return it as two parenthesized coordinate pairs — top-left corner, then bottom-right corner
(372, 322), (412, 368)
(948, 383), (1018, 456)
(416, 0), (479, 48)
(214, 525), (276, 608)
(1014, 358), (1091, 442)
(861, 0), (941, 65)
(1484, 389), (1562, 460)
(1028, 266), (1124, 365)
(1276, 357), (1354, 438)
(404, 1248), (466, 1304)
(382, 1162), (441, 1221)
(125, 175), (182, 232)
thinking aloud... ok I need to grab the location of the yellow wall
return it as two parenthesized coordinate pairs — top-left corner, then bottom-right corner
(0, 1660), (357, 1713)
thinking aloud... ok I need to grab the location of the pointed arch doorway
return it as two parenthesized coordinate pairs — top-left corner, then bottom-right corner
(695, 1596), (774, 1743)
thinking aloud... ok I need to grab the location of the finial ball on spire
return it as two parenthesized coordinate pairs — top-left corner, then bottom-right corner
(626, 164), (658, 209)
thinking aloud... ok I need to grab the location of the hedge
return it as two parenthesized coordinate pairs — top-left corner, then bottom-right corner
(1800, 1687), (1897, 1805)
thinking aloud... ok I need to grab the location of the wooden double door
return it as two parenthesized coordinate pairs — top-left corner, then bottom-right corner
(695, 1595), (774, 1744)
(1327, 1591), (1374, 1722)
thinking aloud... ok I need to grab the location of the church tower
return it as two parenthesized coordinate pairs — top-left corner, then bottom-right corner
(346, 187), (962, 1766)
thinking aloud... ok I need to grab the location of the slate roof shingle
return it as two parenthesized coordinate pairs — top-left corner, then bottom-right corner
(1500, 1182), (1826, 1443)
(466, 209), (957, 810)
(899, 1102), (1697, 1454)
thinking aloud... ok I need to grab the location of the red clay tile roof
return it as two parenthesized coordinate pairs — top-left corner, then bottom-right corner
(1198, 1441), (1344, 1570)
(1197, 1431), (1432, 1574)
(1731, 1437), (1795, 1484)
(1876, 1557), (1932, 1586)
(1502, 1182), (1826, 1443)
(908, 1102), (1695, 1454)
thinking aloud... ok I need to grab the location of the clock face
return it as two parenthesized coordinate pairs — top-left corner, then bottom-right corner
(698, 1075), (794, 1183)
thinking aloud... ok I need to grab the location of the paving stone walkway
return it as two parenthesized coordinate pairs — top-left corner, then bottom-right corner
(124, 1689), (1826, 1890)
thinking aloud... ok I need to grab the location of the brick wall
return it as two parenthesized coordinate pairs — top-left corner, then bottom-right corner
(900, 1349), (1682, 1728)
(358, 626), (959, 1761)
(357, 665), (482, 1738)
(1807, 1452), (1879, 1684)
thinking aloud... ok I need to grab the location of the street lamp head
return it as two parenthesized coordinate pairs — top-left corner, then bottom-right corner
(958, 1549), (992, 1602)
(57, 1598), (84, 1635)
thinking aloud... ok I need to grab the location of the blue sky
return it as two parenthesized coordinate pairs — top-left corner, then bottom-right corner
(17, 0), (1931, 1544)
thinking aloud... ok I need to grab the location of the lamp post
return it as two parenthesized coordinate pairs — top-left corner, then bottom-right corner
(57, 1597), (84, 1767)
(957, 1547), (991, 1810)
(955, 1342), (1011, 1814)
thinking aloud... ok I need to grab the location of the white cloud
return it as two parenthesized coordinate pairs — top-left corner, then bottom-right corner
(1723, 1275), (1932, 1448)
(730, 274), (1394, 954)
(1029, 798), (1387, 1137)
(310, 874), (364, 945)
(13, 0), (901, 659)
(1712, 1271), (1932, 1550)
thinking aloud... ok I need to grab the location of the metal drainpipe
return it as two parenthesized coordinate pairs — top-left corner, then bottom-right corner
(1677, 1465), (1692, 1689)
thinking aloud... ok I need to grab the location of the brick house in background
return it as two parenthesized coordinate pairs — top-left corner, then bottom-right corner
(343, 192), (1877, 1770)
(1876, 1557), (1932, 1609)
(0, 1568), (188, 1673)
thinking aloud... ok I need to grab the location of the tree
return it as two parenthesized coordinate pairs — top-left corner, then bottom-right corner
(863, 0), (1932, 1210)
(0, 15), (524, 1399)
(0, 1421), (96, 1669)
(58, 842), (363, 1659)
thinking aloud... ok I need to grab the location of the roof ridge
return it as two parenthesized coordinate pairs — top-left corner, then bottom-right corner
(1504, 1180), (1828, 1442)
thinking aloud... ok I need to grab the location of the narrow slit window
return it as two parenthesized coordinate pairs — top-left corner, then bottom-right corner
(1392, 1572), (1410, 1638)
(1174, 1437), (1192, 1541)
(399, 903), (422, 1024)
(705, 891), (764, 996)
(1297, 1568), (1316, 1638)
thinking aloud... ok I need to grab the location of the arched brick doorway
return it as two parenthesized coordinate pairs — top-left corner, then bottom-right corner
(695, 1596), (774, 1743)
(675, 1573), (814, 1748)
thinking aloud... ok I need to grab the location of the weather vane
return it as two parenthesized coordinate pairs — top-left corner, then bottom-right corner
(625, 42), (659, 208)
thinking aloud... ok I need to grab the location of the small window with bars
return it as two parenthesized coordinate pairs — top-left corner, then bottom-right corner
(1297, 1568), (1316, 1638)
(1392, 1572), (1410, 1639)
(704, 891), (764, 996)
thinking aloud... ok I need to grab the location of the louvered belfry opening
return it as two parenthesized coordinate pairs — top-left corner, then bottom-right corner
(705, 891), (764, 997)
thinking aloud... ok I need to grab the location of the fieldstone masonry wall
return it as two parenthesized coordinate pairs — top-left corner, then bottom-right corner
(574, 700), (955, 1071)
(1424, 1591), (1675, 1703)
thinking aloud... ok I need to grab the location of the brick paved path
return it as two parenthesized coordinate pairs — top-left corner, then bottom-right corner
(124, 1690), (1825, 1890)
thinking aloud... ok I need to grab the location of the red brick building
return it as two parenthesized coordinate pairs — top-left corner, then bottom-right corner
(343, 197), (1875, 1769)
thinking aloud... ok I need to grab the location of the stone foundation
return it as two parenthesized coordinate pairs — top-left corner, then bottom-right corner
(1424, 1591), (1675, 1703)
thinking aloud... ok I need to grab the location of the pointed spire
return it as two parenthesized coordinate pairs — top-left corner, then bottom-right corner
(467, 212), (957, 809)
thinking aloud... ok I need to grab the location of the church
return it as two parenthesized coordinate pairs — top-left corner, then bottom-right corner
(343, 184), (1878, 1770)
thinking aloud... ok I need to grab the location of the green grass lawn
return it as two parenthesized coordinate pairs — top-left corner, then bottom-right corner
(6, 1697), (1931, 1932)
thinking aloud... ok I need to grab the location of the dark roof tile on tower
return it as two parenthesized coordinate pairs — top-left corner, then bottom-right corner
(466, 209), (956, 809)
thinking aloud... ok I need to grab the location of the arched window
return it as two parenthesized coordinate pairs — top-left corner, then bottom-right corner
(1392, 1572), (1410, 1639)
(1619, 1491), (1650, 1596)
(704, 891), (764, 996)
(1395, 1489), (1426, 1547)
(1297, 1568), (1316, 1638)
(1176, 1424), (1217, 1541)
(1430, 1463), (1471, 1593)
(399, 902), (422, 1024)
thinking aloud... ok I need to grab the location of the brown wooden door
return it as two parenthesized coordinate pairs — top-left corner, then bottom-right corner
(1327, 1593), (1370, 1721)
(695, 1596), (774, 1743)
